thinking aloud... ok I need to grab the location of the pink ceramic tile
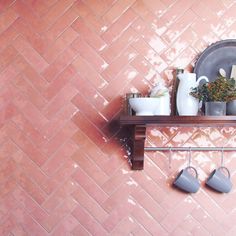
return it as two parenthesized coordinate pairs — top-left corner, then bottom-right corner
(72, 185), (108, 223)
(44, 4), (79, 42)
(13, 0), (48, 33)
(71, 149), (109, 186)
(83, 0), (109, 16)
(22, 0), (57, 17)
(12, 74), (47, 110)
(0, 177), (16, 199)
(50, 215), (78, 236)
(191, 0), (219, 22)
(40, 121), (77, 156)
(71, 93), (107, 126)
(0, 215), (19, 236)
(191, 225), (211, 236)
(131, 189), (167, 221)
(110, 216), (138, 235)
(160, 196), (197, 233)
(102, 163), (131, 194)
(42, 83), (78, 120)
(102, 46), (138, 82)
(0, 140), (18, 161)
(142, 28), (167, 53)
(72, 55), (108, 90)
(20, 46), (49, 73)
(71, 74), (109, 111)
(42, 179), (78, 212)
(131, 0), (152, 18)
(132, 37), (168, 72)
(15, 171), (47, 205)
(101, 26), (138, 63)
(0, 25), (18, 51)
(23, 65), (49, 94)
(101, 65), (139, 101)
(102, 8), (138, 44)
(73, 167), (108, 204)
(161, 0), (196, 27)
(163, 9), (197, 44)
(42, 139), (77, 176)
(71, 225), (91, 236)
(72, 205), (109, 235)
(5, 122), (48, 166)
(12, 150), (52, 193)
(131, 170), (167, 204)
(0, 6), (19, 32)
(14, 100), (48, 130)
(12, 186), (49, 223)
(73, 0), (91, 18)
(72, 112), (108, 147)
(43, 27), (78, 63)
(40, 103), (78, 140)
(102, 0), (136, 25)
(102, 181), (138, 213)
(72, 130), (110, 169)
(83, 13), (108, 35)
(72, 18), (107, 52)
(140, 0), (166, 17)
(41, 196), (78, 232)
(42, 46), (77, 82)
(72, 37), (108, 73)
(12, 17), (50, 55)
(42, 0), (75, 29)
(0, 46), (18, 71)
(43, 65), (77, 100)
(102, 199), (136, 232)
(132, 206), (168, 235)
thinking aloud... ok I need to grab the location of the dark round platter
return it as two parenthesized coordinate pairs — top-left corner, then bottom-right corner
(194, 39), (236, 81)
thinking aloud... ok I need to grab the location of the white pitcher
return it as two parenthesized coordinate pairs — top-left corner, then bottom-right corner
(177, 73), (208, 115)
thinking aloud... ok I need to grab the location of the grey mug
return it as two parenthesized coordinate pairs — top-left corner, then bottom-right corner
(206, 167), (232, 193)
(173, 166), (200, 193)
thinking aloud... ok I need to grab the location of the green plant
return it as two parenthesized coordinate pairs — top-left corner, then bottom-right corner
(190, 76), (236, 102)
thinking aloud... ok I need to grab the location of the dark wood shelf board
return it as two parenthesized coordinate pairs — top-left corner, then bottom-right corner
(120, 115), (236, 126)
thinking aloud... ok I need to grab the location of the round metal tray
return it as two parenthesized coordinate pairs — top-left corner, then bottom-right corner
(194, 39), (236, 81)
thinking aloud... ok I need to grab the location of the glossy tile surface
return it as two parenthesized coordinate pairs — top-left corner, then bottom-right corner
(1, 0), (236, 235)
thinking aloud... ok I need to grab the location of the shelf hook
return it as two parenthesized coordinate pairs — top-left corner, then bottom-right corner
(188, 147), (192, 167)
(221, 147), (225, 167)
(168, 147), (172, 169)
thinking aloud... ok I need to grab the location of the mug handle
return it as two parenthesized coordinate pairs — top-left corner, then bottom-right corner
(186, 166), (198, 179)
(219, 166), (231, 179)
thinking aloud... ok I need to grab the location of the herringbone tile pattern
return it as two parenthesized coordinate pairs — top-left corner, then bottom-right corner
(1, 0), (236, 235)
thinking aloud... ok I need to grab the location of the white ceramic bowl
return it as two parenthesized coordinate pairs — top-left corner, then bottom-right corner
(129, 97), (161, 116)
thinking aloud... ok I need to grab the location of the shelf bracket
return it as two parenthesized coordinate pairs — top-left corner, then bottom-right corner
(130, 125), (146, 170)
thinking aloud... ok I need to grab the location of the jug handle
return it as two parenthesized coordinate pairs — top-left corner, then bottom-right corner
(196, 76), (209, 86)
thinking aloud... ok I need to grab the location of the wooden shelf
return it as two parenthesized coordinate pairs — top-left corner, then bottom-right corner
(120, 115), (236, 126)
(120, 115), (236, 170)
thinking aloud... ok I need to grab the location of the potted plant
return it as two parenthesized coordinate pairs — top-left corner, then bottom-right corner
(190, 76), (236, 115)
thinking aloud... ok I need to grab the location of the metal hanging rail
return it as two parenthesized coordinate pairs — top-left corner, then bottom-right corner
(144, 147), (236, 151)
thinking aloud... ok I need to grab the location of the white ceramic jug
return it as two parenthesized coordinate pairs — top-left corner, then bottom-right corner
(177, 73), (208, 115)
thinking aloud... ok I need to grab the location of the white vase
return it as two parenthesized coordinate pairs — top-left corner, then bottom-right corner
(177, 73), (208, 116)
(154, 93), (170, 115)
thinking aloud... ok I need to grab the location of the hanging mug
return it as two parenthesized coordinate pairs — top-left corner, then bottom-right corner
(206, 166), (232, 193)
(173, 166), (200, 193)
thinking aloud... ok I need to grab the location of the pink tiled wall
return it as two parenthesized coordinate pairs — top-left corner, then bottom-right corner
(1, 0), (236, 235)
